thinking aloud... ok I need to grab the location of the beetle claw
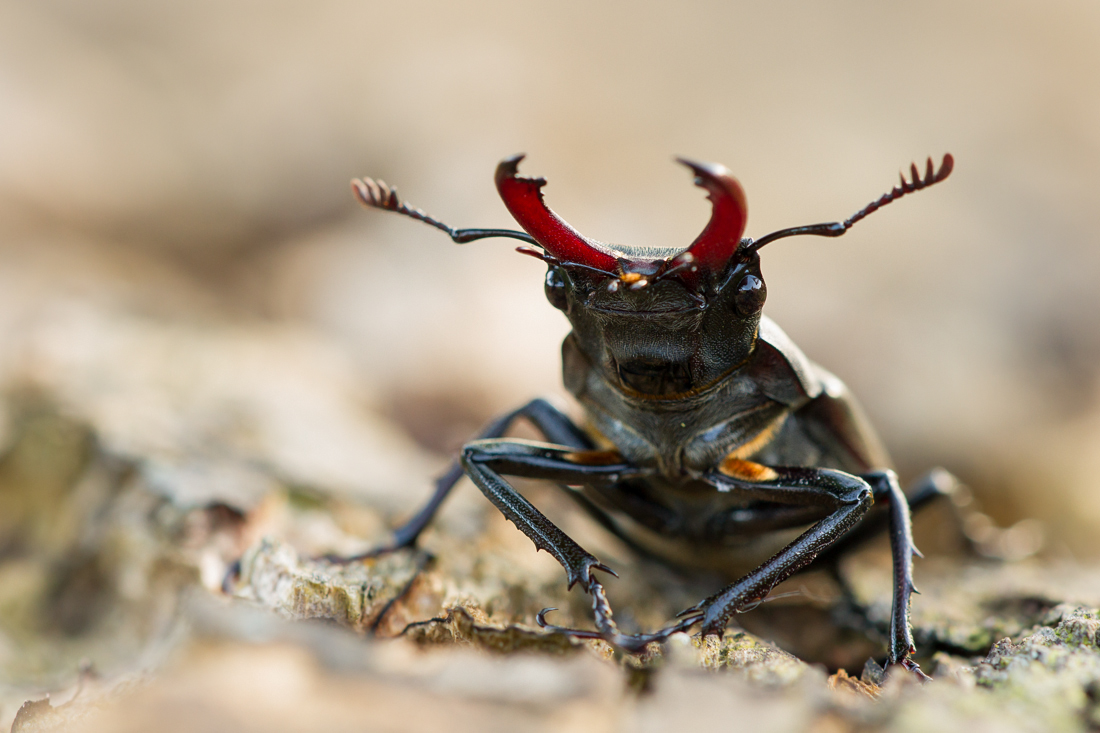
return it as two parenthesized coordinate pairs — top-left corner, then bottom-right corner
(535, 608), (605, 641)
(534, 571), (706, 653)
(591, 562), (618, 578)
(898, 657), (933, 682)
(537, 613), (702, 653)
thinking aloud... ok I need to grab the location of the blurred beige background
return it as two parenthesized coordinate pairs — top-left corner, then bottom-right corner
(1, 0), (1099, 550)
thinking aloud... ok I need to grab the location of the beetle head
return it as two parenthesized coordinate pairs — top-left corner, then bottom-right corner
(497, 155), (766, 397)
(353, 151), (951, 397)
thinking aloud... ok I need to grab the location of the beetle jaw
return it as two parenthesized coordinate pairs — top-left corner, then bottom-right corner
(499, 154), (750, 295)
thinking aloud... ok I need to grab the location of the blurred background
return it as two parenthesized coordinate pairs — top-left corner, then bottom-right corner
(1, 0), (1100, 726)
(6, 0), (1097, 544)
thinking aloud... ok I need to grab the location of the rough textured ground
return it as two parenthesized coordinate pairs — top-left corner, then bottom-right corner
(2, 312), (1100, 732)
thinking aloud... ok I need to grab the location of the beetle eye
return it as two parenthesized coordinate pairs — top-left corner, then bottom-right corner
(733, 274), (766, 315)
(545, 267), (569, 311)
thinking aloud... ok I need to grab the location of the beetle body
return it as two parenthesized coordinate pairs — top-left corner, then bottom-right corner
(565, 314), (885, 573)
(350, 152), (955, 675)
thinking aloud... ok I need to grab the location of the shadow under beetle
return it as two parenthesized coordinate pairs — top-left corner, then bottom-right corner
(349, 152), (956, 677)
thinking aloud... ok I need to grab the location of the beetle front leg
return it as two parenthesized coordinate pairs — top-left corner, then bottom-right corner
(325, 399), (593, 562)
(812, 469), (949, 678)
(460, 439), (642, 589)
(695, 464), (929, 677)
(460, 439), (694, 650)
(815, 467), (961, 562)
(690, 466), (874, 629)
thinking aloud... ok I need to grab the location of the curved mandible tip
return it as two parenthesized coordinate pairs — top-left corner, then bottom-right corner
(494, 154), (619, 273)
(675, 157), (749, 287)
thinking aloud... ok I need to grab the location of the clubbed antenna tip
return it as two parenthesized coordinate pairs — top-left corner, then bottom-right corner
(746, 153), (954, 253)
(351, 176), (400, 211)
(843, 153), (954, 230)
(350, 175), (536, 246)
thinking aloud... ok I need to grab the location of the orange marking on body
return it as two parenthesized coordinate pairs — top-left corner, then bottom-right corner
(564, 450), (625, 466)
(620, 272), (643, 284)
(718, 457), (779, 482)
(582, 422), (618, 451)
(728, 413), (787, 460)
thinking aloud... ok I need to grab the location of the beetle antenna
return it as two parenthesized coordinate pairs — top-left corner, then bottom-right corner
(352, 176), (537, 246)
(745, 153), (954, 253)
(516, 245), (622, 281)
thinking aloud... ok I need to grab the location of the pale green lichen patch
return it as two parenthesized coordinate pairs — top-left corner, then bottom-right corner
(843, 554), (1100, 656)
(1041, 605), (1100, 648)
(229, 537), (423, 630)
(887, 603), (1100, 732)
(977, 605), (1100, 686)
(693, 630), (811, 686)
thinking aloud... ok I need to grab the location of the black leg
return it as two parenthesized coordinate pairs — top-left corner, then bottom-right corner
(684, 466), (874, 640)
(391, 399), (593, 547)
(426, 436), (928, 672)
(818, 467), (961, 678)
(905, 467), (962, 509)
(326, 399), (592, 562)
(460, 439), (646, 588)
(814, 466), (960, 564)
(701, 467), (924, 673)
(465, 451), (881, 656)
(858, 470), (925, 676)
(460, 439), (704, 651)
(550, 464), (880, 655)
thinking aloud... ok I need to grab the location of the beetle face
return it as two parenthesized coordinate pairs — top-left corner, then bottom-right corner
(498, 155), (764, 397)
(352, 151), (952, 397)
(541, 250), (766, 397)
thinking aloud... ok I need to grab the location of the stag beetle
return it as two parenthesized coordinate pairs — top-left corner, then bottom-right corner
(349, 152), (956, 676)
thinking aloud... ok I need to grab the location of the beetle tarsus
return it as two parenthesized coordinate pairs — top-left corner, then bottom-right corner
(899, 657), (933, 682)
(536, 581), (703, 654)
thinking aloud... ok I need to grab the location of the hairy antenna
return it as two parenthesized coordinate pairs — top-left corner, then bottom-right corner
(351, 176), (535, 246)
(746, 153), (954, 253)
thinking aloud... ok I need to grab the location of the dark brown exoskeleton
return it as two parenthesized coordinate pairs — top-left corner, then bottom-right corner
(350, 152), (956, 676)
